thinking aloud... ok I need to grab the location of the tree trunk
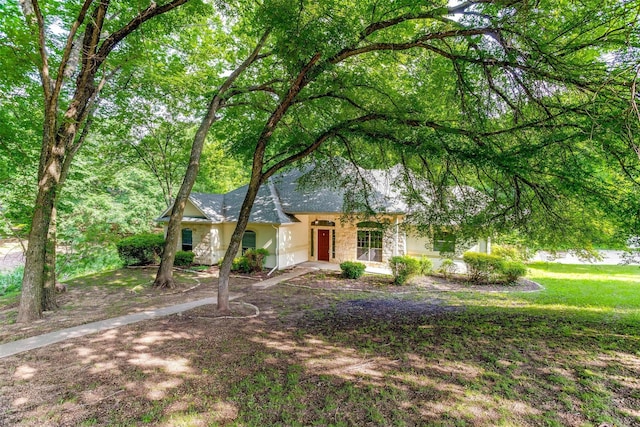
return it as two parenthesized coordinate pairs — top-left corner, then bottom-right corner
(217, 50), (321, 312)
(42, 206), (58, 311)
(16, 0), (192, 322)
(153, 202), (182, 289)
(17, 162), (59, 322)
(217, 171), (263, 313)
(152, 104), (218, 289)
(154, 30), (270, 289)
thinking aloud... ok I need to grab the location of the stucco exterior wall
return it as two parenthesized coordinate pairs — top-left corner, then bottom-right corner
(183, 200), (206, 218)
(405, 231), (490, 272)
(172, 223), (215, 265)
(278, 217), (309, 268)
(172, 215), (490, 271)
(220, 223), (278, 268)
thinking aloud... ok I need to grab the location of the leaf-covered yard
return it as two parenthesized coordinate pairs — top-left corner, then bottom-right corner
(1, 264), (639, 426)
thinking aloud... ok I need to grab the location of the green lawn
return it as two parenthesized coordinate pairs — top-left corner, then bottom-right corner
(227, 263), (640, 426)
(3, 263), (640, 426)
(521, 262), (640, 320)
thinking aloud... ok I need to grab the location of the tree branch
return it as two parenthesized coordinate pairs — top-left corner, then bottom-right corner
(95, 0), (191, 68)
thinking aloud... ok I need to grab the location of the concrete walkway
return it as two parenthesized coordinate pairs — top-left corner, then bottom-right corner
(0, 296), (239, 359)
(252, 266), (314, 289)
(0, 262), (387, 359)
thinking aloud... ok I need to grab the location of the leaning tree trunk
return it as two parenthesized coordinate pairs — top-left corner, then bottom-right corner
(152, 98), (222, 289)
(154, 30), (270, 289)
(217, 51), (322, 312)
(217, 172), (263, 313)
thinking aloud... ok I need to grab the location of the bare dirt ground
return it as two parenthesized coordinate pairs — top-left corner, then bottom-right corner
(0, 239), (25, 272)
(0, 268), (545, 426)
(0, 267), (257, 345)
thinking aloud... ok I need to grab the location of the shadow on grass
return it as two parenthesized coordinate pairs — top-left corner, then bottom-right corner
(1, 288), (639, 426)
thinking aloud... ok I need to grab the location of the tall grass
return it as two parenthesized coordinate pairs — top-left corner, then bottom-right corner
(57, 245), (124, 281)
(0, 266), (23, 297)
(0, 245), (123, 300)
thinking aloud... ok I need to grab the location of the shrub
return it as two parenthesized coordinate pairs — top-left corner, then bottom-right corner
(437, 258), (458, 279)
(501, 261), (527, 283)
(389, 255), (420, 285)
(116, 233), (164, 266)
(418, 256), (433, 275)
(231, 257), (251, 273)
(340, 261), (366, 279)
(244, 248), (270, 272)
(174, 251), (195, 267)
(463, 252), (504, 283)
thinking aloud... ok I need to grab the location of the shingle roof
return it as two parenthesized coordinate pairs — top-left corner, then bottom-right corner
(189, 193), (225, 222)
(158, 164), (411, 225)
(221, 180), (299, 224)
(271, 166), (407, 214)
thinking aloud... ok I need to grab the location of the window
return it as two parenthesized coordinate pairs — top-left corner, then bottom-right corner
(356, 222), (383, 262)
(332, 229), (336, 259)
(310, 229), (314, 257)
(242, 230), (256, 254)
(434, 232), (455, 253)
(181, 228), (193, 252)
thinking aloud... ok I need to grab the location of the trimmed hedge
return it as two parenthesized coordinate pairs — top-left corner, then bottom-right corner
(116, 233), (164, 266)
(463, 252), (504, 283)
(463, 251), (527, 284)
(340, 261), (366, 279)
(502, 261), (528, 283)
(389, 255), (420, 285)
(175, 251), (195, 267)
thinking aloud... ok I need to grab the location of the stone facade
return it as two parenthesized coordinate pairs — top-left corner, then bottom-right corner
(306, 214), (405, 267)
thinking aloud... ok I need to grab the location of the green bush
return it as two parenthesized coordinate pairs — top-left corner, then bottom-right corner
(244, 248), (270, 272)
(175, 251), (195, 267)
(231, 257), (251, 273)
(463, 252), (504, 283)
(116, 233), (164, 266)
(340, 261), (366, 279)
(389, 255), (420, 285)
(501, 261), (527, 283)
(419, 256), (433, 275)
(437, 258), (458, 279)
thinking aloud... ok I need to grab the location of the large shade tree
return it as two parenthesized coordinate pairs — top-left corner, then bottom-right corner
(8, 0), (199, 322)
(201, 0), (640, 312)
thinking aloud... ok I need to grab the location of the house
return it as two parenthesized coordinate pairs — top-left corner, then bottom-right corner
(157, 165), (490, 270)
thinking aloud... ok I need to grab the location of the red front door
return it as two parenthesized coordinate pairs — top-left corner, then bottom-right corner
(317, 229), (330, 261)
